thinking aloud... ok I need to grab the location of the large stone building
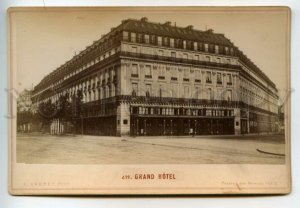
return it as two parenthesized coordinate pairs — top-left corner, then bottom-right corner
(31, 17), (279, 136)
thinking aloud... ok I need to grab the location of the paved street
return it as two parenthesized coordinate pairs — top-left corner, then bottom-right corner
(16, 133), (285, 164)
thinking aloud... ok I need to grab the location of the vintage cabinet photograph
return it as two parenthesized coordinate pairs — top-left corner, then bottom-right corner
(8, 7), (291, 195)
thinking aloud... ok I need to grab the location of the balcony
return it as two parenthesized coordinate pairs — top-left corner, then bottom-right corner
(120, 51), (242, 71)
(116, 95), (241, 108)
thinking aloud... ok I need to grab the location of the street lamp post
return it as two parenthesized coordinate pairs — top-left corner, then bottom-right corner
(81, 115), (83, 136)
(188, 119), (190, 135)
(195, 119), (197, 135)
(144, 119), (146, 136)
(170, 119), (173, 135)
(163, 119), (165, 135)
(137, 118), (139, 136)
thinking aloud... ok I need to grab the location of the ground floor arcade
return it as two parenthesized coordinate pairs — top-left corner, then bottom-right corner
(129, 116), (235, 136)
(32, 100), (279, 136)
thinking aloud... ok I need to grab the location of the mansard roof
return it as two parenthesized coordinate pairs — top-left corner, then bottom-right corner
(115, 18), (234, 47)
(33, 17), (277, 93)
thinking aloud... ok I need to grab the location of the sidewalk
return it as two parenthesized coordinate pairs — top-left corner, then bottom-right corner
(17, 132), (285, 164)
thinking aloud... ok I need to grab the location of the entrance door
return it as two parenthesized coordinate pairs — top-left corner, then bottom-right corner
(183, 120), (189, 135)
(130, 117), (137, 136)
(241, 119), (248, 134)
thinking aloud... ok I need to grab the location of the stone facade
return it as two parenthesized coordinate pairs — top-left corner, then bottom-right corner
(31, 18), (279, 136)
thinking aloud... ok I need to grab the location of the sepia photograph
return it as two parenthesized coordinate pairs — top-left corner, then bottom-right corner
(9, 7), (291, 195)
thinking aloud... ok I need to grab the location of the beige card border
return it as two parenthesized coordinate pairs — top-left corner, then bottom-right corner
(7, 6), (291, 195)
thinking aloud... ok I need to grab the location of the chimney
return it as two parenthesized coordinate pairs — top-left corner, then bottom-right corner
(186, 25), (193, 30)
(164, 21), (171, 26)
(141, 17), (148, 22)
(122, 19), (129, 24)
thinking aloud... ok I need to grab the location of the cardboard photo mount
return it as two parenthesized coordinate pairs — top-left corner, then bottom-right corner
(8, 6), (291, 195)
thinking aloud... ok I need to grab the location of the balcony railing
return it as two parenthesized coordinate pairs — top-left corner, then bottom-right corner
(86, 95), (215, 106)
(120, 51), (242, 70)
(116, 95), (241, 108)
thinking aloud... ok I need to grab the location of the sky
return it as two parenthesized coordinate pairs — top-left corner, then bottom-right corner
(10, 8), (289, 95)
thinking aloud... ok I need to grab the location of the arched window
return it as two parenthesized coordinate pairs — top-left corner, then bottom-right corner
(132, 90), (137, 97)
(207, 88), (213, 100)
(206, 71), (212, 83)
(105, 86), (110, 98)
(145, 84), (151, 97)
(132, 83), (138, 97)
(146, 91), (150, 97)
(111, 84), (115, 97)
(184, 86), (189, 98)
(102, 86), (106, 99)
(159, 86), (162, 98)
(195, 87), (200, 99)
(227, 90), (232, 101)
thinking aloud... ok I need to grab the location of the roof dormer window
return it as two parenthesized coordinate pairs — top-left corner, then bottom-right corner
(170, 38), (175, 47)
(157, 36), (162, 46)
(204, 43), (209, 52)
(131, 32), (136, 43)
(215, 45), (219, 54)
(193, 42), (198, 51)
(183, 40), (187, 49)
(122, 31), (129, 41)
(144, 34), (150, 44)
